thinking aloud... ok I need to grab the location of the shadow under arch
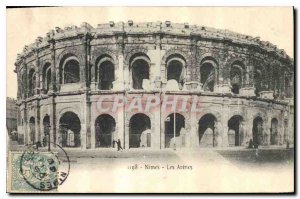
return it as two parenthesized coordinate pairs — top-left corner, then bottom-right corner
(95, 114), (116, 148)
(164, 113), (185, 148)
(198, 113), (217, 147)
(59, 111), (81, 147)
(129, 113), (151, 148)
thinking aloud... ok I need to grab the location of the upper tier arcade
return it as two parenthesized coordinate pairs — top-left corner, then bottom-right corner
(14, 21), (294, 102)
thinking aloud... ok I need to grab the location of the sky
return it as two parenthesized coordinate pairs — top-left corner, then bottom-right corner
(6, 7), (294, 98)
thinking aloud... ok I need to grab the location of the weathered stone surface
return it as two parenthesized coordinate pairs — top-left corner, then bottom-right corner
(14, 22), (294, 149)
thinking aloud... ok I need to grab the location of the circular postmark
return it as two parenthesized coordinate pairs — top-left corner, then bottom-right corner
(19, 142), (70, 191)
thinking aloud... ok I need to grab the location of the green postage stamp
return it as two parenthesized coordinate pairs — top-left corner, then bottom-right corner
(8, 150), (59, 193)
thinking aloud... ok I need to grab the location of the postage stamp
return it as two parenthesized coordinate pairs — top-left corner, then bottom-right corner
(7, 143), (70, 193)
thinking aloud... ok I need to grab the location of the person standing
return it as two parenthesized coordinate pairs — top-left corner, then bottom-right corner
(117, 139), (123, 151)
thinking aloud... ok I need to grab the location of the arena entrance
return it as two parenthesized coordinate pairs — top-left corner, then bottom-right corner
(270, 118), (278, 145)
(29, 117), (35, 144)
(59, 112), (81, 147)
(129, 113), (151, 148)
(253, 117), (263, 146)
(95, 114), (116, 148)
(198, 114), (216, 147)
(164, 113), (185, 148)
(228, 115), (243, 146)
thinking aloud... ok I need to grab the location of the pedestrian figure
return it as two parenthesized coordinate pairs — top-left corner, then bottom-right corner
(248, 139), (254, 149)
(255, 148), (259, 157)
(36, 141), (41, 150)
(112, 139), (116, 148)
(117, 139), (123, 151)
(42, 136), (47, 147)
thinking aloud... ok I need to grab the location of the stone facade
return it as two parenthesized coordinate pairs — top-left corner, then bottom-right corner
(14, 21), (294, 149)
(6, 97), (18, 133)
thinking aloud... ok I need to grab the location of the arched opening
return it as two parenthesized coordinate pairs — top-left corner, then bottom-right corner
(28, 69), (36, 97)
(62, 57), (80, 84)
(270, 118), (278, 145)
(230, 63), (243, 94)
(59, 112), (81, 147)
(164, 113), (185, 148)
(130, 54), (150, 90)
(253, 116), (263, 146)
(29, 117), (35, 144)
(200, 58), (217, 92)
(129, 113), (151, 148)
(95, 114), (116, 148)
(43, 63), (51, 93)
(198, 114), (217, 147)
(167, 57), (186, 90)
(43, 115), (50, 144)
(98, 60), (115, 90)
(228, 115), (243, 146)
(254, 70), (262, 97)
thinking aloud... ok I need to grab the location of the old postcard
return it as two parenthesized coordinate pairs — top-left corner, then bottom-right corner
(6, 7), (294, 193)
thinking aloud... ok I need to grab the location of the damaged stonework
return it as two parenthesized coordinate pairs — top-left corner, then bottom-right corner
(14, 21), (294, 150)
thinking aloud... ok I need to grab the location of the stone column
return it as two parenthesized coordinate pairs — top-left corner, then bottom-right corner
(48, 39), (56, 92)
(288, 104), (294, 144)
(190, 109), (199, 148)
(160, 101), (165, 149)
(117, 102), (125, 149)
(85, 34), (92, 149)
(34, 51), (40, 95)
(27, 66), (33, 98)
(124, 110), (129, 149)
(17, 72), (21, 99)
(90, 116), (95, 149)
(214, 62), (231, 93)
(186, 37), (199, 91)
(264, 116), (271, 146)
(80, 34), (88, 89)
(114, 54), (125, 91)
(23, 63), (28, 99)
(290, 74), (294, 98)
(50, 95), (56, 148)
(113, 33), (125, 91)
(23, 105), (28, 144)
(90, 58), (96, 90)
(259, 65), (274, 99)
(240, 121), (248, 146)
(87, 36), (92, 88)
(221, 101), (229, 147)
(82, 93), (90, 149)
(35, 101), (41, 143)
(213, 45), (231, 93)
(240, 61), (256, 96)
(48, 40), (57, 148)
(148, 34), (162, 90)
(152, 94), (161, 149)
(55, 116), (60, 147)
(283, 114), (289, 145)
(80, 109), (87, 150)
(245, 111), (253, 145)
